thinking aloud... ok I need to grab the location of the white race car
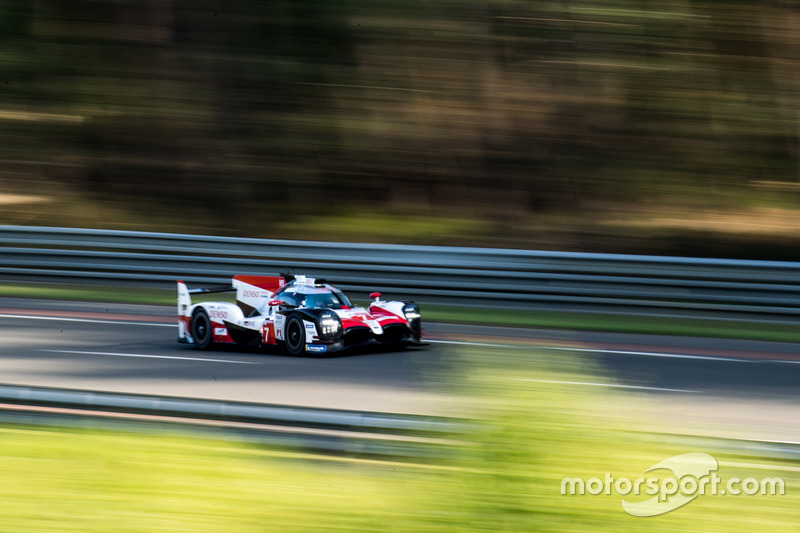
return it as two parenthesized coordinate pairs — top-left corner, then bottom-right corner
(178, 274), (423, 355)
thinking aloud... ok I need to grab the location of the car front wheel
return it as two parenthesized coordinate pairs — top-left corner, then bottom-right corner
(284, 315), (306, 356)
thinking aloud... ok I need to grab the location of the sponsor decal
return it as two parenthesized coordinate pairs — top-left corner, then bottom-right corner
(306, 344), (327, 353)
(275, 315), (286, 340)
(209, 309), (228, 320)
(304, 288), (327, 294)
(304, 320), (318, 337)
(241, 289), (266, 299)
(365, 320), (383, 334)
(214, 327), (228, 336)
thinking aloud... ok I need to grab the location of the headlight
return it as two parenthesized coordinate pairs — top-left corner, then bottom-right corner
(402, 304), (421, 321)
(319, 311), (341, 337)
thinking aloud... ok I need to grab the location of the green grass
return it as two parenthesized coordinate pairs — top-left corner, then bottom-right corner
(0, 283), (176, 306)
(2, 282), (800, 343)
(0, 345), (797, 531)
(0, 426), (424, 532)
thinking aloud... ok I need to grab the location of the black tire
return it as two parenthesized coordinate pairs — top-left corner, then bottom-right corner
(190, 309), (213, 350)
(284, 315), (306, 356)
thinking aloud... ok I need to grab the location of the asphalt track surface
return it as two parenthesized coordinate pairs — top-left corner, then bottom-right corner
(1, 297), (799, 442)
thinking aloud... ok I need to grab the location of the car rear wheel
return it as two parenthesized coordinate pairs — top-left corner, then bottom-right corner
(191, 309), (213, 350)
(284, 315), (306, 356)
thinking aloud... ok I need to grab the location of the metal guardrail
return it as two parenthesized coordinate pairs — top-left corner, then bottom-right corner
(4, 383), (799, 463)
(0, 383), (466, 458)
(2, 225), (800, 315)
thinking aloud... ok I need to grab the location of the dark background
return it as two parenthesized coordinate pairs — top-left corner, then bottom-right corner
(2, 1), (800, 258)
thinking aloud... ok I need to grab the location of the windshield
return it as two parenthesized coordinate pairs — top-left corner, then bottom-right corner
(274, 283), (354, 309)
(299, 290), (352, 309)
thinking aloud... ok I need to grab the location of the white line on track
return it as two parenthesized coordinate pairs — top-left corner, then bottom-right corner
(428, 339), (799, 364)
(428, 339), (521, 348)
(0, 314), (173, 327)
(543, 345), (751, 363)
(515, 378), (700, 394)
(41, 350), (260, 365)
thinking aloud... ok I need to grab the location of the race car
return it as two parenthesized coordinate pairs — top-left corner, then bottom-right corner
(177, 274), (423, 355)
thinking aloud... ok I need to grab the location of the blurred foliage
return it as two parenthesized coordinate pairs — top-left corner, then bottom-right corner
(2, 1), (800, 255)
(0, 346), (798, 531)
(439, 346), (800, 531)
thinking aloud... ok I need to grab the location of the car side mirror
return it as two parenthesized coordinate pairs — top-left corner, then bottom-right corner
(370, 292), (381, 302)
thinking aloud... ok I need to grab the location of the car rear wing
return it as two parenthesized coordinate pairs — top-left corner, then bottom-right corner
(187, 285), (235, 295)
(177, 281), (234, 317)
(178, 276), (287, 317)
